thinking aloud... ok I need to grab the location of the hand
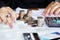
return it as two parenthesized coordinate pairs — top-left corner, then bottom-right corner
(0, 7), (17, 28)
(43, 2), (60, 16)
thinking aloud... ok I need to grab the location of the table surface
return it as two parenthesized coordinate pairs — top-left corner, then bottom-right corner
(0, 8), (60, 40)
(0, 20), (60, 40)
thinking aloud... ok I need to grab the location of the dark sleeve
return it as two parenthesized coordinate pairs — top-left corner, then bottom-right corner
(5, 0), (17, 9)
(0, 1), (7, 8)
(0, 0), (17, 9)
(0, 0), (55, 9)
(44, 0), (55, 8)
(16, 0), (55, 8)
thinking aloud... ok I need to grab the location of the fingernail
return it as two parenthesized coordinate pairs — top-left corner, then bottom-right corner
(14, 19), (16, 23)
(10, 25), (13, 29)
(42, 13), (45, 16)
(12, 18), (16, 23)
(49, 14), (51, 16)
(9, 23), (13, 29)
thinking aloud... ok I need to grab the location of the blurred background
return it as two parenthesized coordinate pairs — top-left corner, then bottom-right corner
(57, 0), (60, 2)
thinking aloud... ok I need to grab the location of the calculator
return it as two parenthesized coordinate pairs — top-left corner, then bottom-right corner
(45, 17), (60, 27)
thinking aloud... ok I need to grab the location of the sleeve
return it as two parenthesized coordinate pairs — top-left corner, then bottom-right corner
(0, 0), (17, 9)
(44, 0), (55, 8)
(0, 1), (7, 8)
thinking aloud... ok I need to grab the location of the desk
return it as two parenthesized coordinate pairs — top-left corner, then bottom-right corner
(0, 8), (60, 40)
(0, 20), (60, 40)
(0, 27), (60, 40)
